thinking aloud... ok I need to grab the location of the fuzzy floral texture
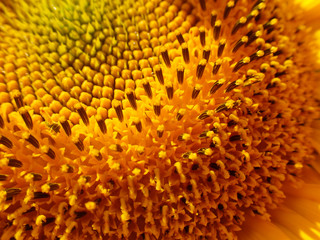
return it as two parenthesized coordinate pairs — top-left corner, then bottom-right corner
(0, 0), (319, 239)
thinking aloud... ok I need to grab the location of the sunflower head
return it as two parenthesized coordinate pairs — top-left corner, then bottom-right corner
(0, 0), (319, 239)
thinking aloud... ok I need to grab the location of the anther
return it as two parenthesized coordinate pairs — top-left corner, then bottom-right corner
(198, 110), (214, 120)
(126, 89), (137, 110)
(113, 100), (123, 122)
(232, 17), (247, 35)
(96, 117), (107, 134)
(31, 173), (42, 181)
(250, 50), (264, 61)
(142, 78), (152, 99)
(13, 91), (24, 108)
(176, 109), (186, 121)
(192, 84), (202, 99)
(210, 78), (226, 94)
(175, 30), (185, 44)
(225, 80), (240, 92)
(0, 115), (3, 128)
(24, 133), (40, 149)
(153, 99), (161, 116)
(215, 103), (228, 113)
(177, 64), (185, 84)
(233, 57), (250, 72)
(109, 144), (123, 152)
(132, 118), (142, 132)
(166, 82), (174, 100)
(178, 133), (191, 141)
(0, 174), (7, 181)
(157, 125), (164, 138)
(34, 192), (50, 199)
(181, 42), (190, 64)
(202, 46), (211, 61)
(46, 183), (60, 191)
(229, 134), (242, 141)
(246, 31), (262, 46)
(19, 108), (33, 129)
(73, 137), (84, 151)
(160, 47), (171, 68)
(75, 104), (89, 126)
(5, 188), (21, 200)
(94, 150), (103, 161)
(218, 39), (226, 57)
(75, 211), (87, 219)
(212, 59), (222, 75)
(8, 158), (22, 168)
(214, 20), (222, 41)
(224, 1), (235, 19)
(232, 36), (248, 53)
(46, 147), (56, 159)
(60, 118), (71, 136)
(0, 135), (13, 149)
(199, 27), (206, 46)
(155, 65), (164, 84)
(211, 11), (217, 27)
(196, 59), (207, 79)
(200, 0), (206, 11)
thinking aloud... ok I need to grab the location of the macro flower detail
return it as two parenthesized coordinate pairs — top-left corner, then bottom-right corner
(0, 0), (319, 239)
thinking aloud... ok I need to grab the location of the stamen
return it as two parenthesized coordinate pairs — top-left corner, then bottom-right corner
(250, 50), (264, 61)
(214, 20), (222, 41)
(263, 18), (278, 30)
(215, 103), (228, 113)
(5, 188), (21, 200)
(24, 133), (40, 149)
(113, 100), (123, 122)
(181, 42), (190, 64)
(212, 59), (222, 75)
(202, 46), (211, 61)
(218, 39), (226, 57)
(142, 79), (153, 99)
(224, 1), (235, 19)
(192, 84), (202, 99)
(157, 125), (164, 138)
(155, 65), (164, 84)
(200, 0), (206, 11)
(225, 80), (241, 92)
(196, 59), (207, 79)
(109, 144), (123, 152)
(126, 89), (137, 110)
(0, 174), (8, 181)
(175, 30), (185, 44)
(97, 117), (107, 134)
(153, 99), (161, 116)
(233, 57), (250, 72)
(46, 147), (56, 159)
(31, 173), (42, 181)
(176, 109), (186, 121)
(19, 108), (33, 129)
(210, 78), (226, 94)
(165, 82), (174, 100)
(0, 115), (3, 128)
(75, 211), (87, 219)
(8, 158), (22, 168)
(231, 17), (247, 35)
(76, 104), (89, 126)
(60, 118), (71, 136)
(232, 36), (248, 53)
(198, 110), (214, 120)
(132, 118), (142, 132)
(246, 30), (262, 46)
(73, 137), (84, 151)
(229, 135), (242, 141)
(178, 133), (191, 141)
(177, 64), (185, 84)
(199, 26), (206, 46)
(211, 11), (217, 27)
(0, 135), (13, 149)
(34, 192), (50, 199)
(160, 47), (171, 68)
(13, 91), (23, 108)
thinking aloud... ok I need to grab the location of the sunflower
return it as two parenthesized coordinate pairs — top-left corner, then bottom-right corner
(0, 0), (319, 239)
